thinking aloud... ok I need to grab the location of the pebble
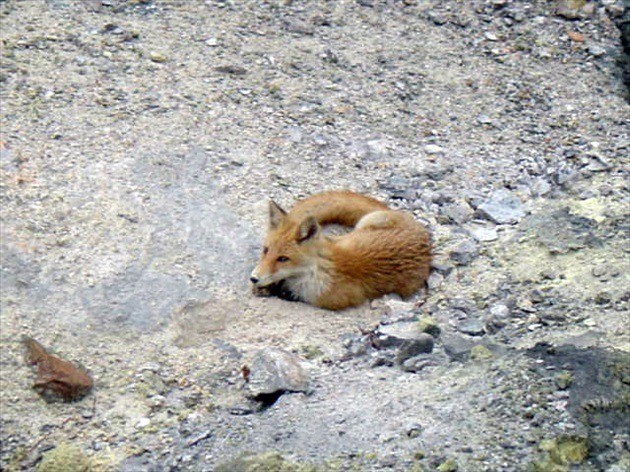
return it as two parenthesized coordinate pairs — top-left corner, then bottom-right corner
(395, 335), (435, 364)
(588, 44), (606, 57)
(135, 417), (151, 429)
(441, 201), (474, 225)
(417, 316), (441, 337)
(449, 239), (479, 265)
(377, 322), (431, 348)
(401, 352), (446, 372)
(149, 52), (167, 63)
(466, 225), (498, 242)
(424, 144), (446, 155)
(531, 179), (551, 197)
(441, 333), (475, 361)
(457, 319), (485, 336)
(427, 272), (444, 290)
(470, 345), (494, 361)
(477, 189), (524, 224)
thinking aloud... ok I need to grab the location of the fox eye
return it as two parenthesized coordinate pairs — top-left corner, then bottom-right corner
(262, 247), (268, 255)
(276, 256), (289, 263)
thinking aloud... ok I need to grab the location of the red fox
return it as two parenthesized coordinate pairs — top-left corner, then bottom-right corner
(250, 191), (431, 310)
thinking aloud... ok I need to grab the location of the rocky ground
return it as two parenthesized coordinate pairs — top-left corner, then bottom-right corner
(1, 0), (629, 471)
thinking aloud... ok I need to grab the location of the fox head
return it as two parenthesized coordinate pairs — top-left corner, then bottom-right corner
(250, 200), (321, 288)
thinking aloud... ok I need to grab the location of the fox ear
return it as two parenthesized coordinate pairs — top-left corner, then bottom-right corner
(269, 200), (287, 229)
(296, 217), (320, 243)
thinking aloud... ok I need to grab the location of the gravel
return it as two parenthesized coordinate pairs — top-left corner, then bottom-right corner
(1, 0), (628, 471)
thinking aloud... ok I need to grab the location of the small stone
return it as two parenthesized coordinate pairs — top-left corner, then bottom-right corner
(477, 189), (524, 224)
(383, 300), (416, 318)
(405, 423), (423, 438)
(431, 259), (455, 275)
(377, 322), (429, 348)
(531, 179), (551, 196)
(437, 458), (458, 472)
(149, 52), (167, 63)
(441, 333), (475, 361)
(417, 316), (441, 337)
(490, 304), (510, 319)
(135, 417), (151, 429)
(470, 345), (494, 361)
(556, 0), (592, 19)
(427, 10), (449, 25)
(441, 201), (474, 225)
(457, 319), (485, 336)
(449, 239), (479, 265)
(401, 352), (446, 372)
(395, 334), (435, 364)
(588, 44), (606, 57)
(555, 371), (573, 390)
(427, 272), (444, 290)
(205, 37), (219, 47)
(516, 297), (536, 313)
(485, 32), (499, 41)
(424, 144), (446, 155)
(466, 225), (498, 242)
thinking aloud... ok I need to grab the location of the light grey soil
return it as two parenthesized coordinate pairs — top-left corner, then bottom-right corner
(1, 0), (628, 471)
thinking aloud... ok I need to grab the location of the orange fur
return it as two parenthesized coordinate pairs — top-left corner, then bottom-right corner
(250, 191), (431, 310)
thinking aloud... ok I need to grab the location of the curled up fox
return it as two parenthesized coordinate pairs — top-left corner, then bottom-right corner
(250, 190), (431, 310)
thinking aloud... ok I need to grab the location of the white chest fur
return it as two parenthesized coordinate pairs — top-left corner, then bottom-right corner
(284, 263), (331, 304)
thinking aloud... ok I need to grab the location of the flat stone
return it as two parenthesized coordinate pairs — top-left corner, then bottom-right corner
(466, 225), (498, 242)
(449, 239), (479, 265)
(401, 353), (445, 372)
(470, 345), (494, 361)
(377, 322), (430, 348)
(477, 189), (524, 224)
(521, 208), (598, 254)
(395, 335), (435, 364)
(427, 272), (444, 290)
(441, 201), (474, 225)
(247, 348), (309, 398)
(457, 319), (485, 336)
(441, 332), (476, 361)
(416, 316), (440, 338)
(424, 144), (446, 155)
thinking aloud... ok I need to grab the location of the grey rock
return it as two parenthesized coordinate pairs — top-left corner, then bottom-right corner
(424, 144), (446, 155)
(401, 353), (446, 372)
(431, 259), (455, 275)
(383, 300), (416, 318)
(440, 332), (476, 361)
(370, 351), (395, 367)
(449, 239), (479, 265)
(556, 0), (595, 20)
(427, 10), (449, 25)
(441, 201), (474, 225)
(427, 272), (444, 290)
(490, 304), (510, 319)
(377, 322), (430, 348)
(457, 319), (485, 336)
(522, 208), (598, 254)
(477, 189), (524, 224)
(395, 334), (435, 364)
(531, 178), (552, 196)
(247, 348), (309, 398)
(466, 225), (498, 242)
(588, 44), (606, 57)
(379, 175), (416, 200)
